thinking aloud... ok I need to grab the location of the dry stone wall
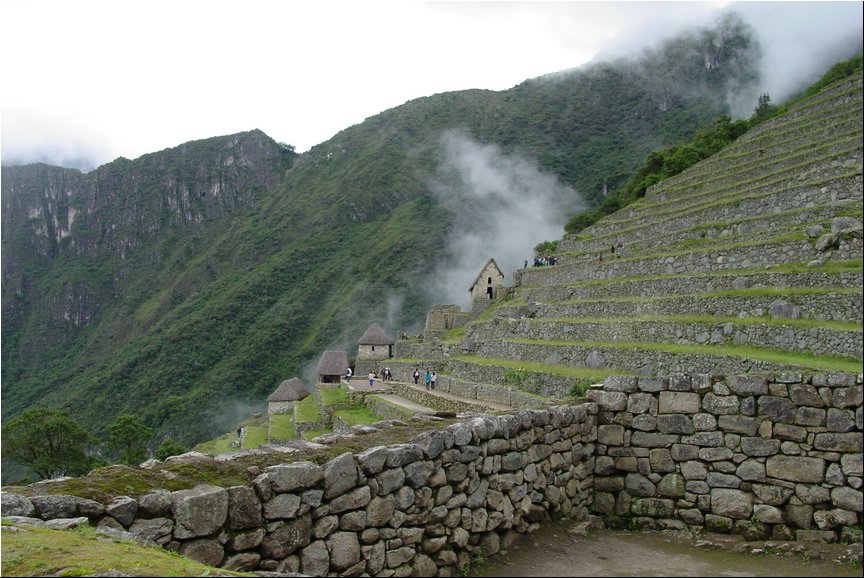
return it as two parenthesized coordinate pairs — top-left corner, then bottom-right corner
(587, 372), (863, 543)
(1, 405), (597, 576)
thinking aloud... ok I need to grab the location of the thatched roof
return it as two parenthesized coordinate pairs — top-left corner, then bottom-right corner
(358, 323), (393, 345)
(268, 378), (310, 402)
(469, 258), (504, 291)
(316, 350), (349, 376)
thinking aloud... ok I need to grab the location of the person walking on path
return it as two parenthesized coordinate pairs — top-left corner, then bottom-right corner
(413, 368), (420, 385)
(430, 371), (437, 390)
(424, 369), (432, 391)
(368, 371), (375, 386)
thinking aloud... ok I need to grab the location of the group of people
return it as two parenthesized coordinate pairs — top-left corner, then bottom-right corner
(412, 367), (437, 390)
(527, 255), (557, 267)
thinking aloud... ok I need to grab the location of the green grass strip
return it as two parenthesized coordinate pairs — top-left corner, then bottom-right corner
(505, 338), (863, 372)
(451, 355), (634, 379)
(532, 315), (862, 332)
(320, 387), (349, 405)
(295, 395), (321, 422)
(334, 405), (380, 426)
(517, 260), (862, 290)
(269, 413), (296, 439)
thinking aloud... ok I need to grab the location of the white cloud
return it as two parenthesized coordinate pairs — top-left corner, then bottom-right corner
(2, 1), (861, 169)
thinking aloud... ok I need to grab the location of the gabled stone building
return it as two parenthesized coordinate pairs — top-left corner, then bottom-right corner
(357, 323), (393, 361)
(469, 258), (505, 316)
(267, 377), (309, 415)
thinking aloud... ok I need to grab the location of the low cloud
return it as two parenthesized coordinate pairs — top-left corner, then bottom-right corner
(427, 129), (586, 308)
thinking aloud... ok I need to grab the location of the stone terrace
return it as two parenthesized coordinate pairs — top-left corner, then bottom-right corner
(445, 71), (863, 391)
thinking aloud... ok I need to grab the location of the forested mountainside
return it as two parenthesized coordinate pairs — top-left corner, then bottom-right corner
(0, 14), (847, 447)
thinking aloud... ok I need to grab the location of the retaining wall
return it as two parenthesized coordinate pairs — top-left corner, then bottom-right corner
(1, 405), (597, 576)
(586, 372), (863, 543)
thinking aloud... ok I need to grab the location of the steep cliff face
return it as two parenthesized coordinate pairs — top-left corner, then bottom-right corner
(1, 129), (294, 367)
(2, 129), (290, 262)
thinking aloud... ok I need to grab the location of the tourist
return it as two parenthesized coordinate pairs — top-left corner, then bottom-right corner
(413, 368), (420, 385)
(368, 371), (375, 386)
(430, 371), (437, 390)
(424, 369), (432, 391)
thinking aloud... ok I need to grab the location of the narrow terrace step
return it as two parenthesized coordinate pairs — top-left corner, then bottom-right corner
(466, 316), (862, 359)
(577, 155), (861, 241)
(639, 78), (863, 201)
(372, 394), (437, 414)
(515, 265), (863, 303)
(470, 339), (863, 376)
(520, 236), (862, 287)
(444, 356), (628, 399)
(499, 287), (863, 324)
(389, 381), (512, 413)
(642, 104), (862, 205)
(558, 200), (861, 257)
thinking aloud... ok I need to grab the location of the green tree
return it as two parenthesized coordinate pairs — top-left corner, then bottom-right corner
(107, 414), (153, 466)
(1, 408), (97, 480)
(154, 438), (186, 461)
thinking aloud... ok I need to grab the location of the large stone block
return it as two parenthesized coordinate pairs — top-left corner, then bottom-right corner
(656, 414), (695, 434)
(630, 432), (679, 448)
(789, 384), (823, 407)
(813, 432), (863, 453)
(740, 437), (781, 457)
(758, 397), (795, 423)
(178, 538), (224, 567)
(726, 376), (768, 396)
(227, 486), (263, 530)
(260, 515), (312, 559)
(172, 485), (228, 539)
(702, 393), (740, 415)
(624, 473), (656, 497)
(766, 456), (825, 483)
(831, 487), (863, 513)
(832, 385), (863, 408)
(658, 392), (701, 414)
(30, 495), (104, 519)
(711, 488), (753, 519)
(324, 452), (359, 499)
(597, 425), (625, 446)
(2, 493), (35, 517)
(586, 390), (628, 411)
(265, 461), (324, 493)
(716, 415), (760, 436)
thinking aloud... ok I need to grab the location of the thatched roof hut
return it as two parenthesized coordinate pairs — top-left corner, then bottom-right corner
(358, 323), (393, 345)
(267, 377), (309, 402)
(317, 350), (350, 383)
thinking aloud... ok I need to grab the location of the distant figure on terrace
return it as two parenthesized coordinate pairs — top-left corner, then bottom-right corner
(413, 368), (420, 385)
(425, 369), (432, 391)
(345, 367), (352, 381)
(368, 372), (375, 386)
(430, 371), (437, 390)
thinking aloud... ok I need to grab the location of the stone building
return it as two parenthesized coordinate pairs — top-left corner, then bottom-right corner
(423, 304), (469, 339)
(356, 323), (393, 361)
(266, 377), (309, 415)
(316, 350), (350, 384)
(469, 258), (505, 316)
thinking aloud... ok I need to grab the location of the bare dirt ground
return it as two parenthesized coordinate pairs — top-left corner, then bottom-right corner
(470, 519), (863, 577)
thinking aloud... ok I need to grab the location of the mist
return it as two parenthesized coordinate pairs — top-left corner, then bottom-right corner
(426, 129), (586, 309)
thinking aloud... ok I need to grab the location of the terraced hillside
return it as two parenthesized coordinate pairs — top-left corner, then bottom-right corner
(391, 71), (863, 407)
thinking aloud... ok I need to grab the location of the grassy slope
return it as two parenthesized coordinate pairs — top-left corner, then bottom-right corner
(1, 524), (251, 577)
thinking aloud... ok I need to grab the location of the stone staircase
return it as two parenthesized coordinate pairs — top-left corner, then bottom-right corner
(404, 71), (864, 400)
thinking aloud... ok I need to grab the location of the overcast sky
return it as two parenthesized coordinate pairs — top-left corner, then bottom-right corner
(1, 1), (861, 171)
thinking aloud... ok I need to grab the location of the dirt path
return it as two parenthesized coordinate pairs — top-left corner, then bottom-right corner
(469, 519), (863, 577)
